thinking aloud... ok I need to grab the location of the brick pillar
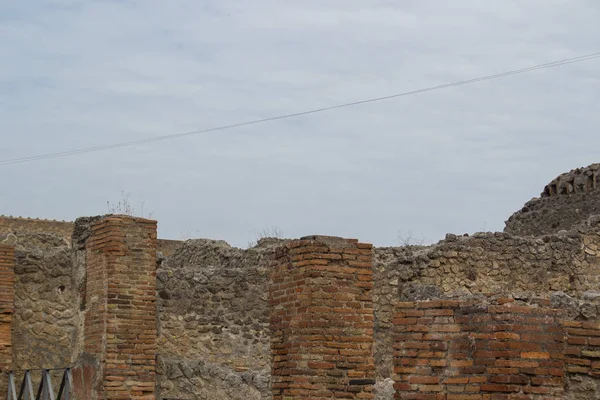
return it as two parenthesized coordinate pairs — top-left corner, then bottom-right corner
(82, 215), (158, 399)
(0, 244), (15, 398)
(270, 236), (375, 399)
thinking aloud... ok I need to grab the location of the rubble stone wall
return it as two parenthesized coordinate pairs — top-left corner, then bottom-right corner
(6, 232), (79, 371)
(0, 216), (73, 244)
(156, 239), (276, 400)
(505, 163), (600, 236)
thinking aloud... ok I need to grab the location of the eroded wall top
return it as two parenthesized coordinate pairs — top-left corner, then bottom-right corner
(505, 163), (600, 236)
(0, 216), (74, 245)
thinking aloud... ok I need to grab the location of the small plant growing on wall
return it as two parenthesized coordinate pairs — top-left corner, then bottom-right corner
(246, 225), (284, 248)
(106, 190), (153, 218)
(397, 230), (426, 247)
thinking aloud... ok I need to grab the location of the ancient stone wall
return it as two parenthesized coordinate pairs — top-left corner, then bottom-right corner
(0, 214), (180, 256)
(505, 163), (600, 236)
(157, 239), (183, 258)
(0, 216), (73, 244)
(2, 162), (600, 400)
(383, 219), (600, 299)
(5, 232), (79, 371)
(371, 217), (600, 399)
(156, 239), (276, 400)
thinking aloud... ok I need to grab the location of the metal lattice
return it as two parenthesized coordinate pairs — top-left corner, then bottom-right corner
(6, 368), (71, 400)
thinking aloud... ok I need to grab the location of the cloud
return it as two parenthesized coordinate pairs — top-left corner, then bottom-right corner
(0, 0), (599, 247)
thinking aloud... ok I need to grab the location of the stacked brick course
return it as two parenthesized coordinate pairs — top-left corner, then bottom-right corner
(270, 236), (376, 399)
(393, 299), (565, 399)
(0, 244), (15, 398)
(564, 320), (600, 376)
(83, 215), (158, 399)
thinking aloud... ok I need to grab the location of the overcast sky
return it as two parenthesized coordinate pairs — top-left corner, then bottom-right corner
(1, 0), (599, 247)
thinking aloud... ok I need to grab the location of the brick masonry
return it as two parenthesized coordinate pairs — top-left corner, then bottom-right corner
(83, 215), (158, 399)
(564, 320), (600, 376)
(393, 299), (565, 399)
(270, 236), (376, 400)
(3, 189), (600, 400)
(0, 244), (14, 398)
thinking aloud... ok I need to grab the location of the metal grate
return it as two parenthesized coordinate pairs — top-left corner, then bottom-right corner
(6, 368), (72, 400)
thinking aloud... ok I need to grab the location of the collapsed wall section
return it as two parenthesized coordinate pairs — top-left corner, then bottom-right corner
(270, 236), (375, 400)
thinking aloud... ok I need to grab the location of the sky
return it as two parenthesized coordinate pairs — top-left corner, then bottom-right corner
(1, 0), (599, 248)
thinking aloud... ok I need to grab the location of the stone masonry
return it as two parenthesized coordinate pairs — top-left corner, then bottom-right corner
(3, 162), (600, 399)
(270, 236), (376, 400)
(505, 163), (600, 236)
(0, 216), (73, 245)
(156, 239), (274, 400)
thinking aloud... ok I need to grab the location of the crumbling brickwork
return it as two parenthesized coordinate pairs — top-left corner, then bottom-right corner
(3, 162), (600, 400)
(394, 299), (565, 399)
(270, 236), (376, 400)
(83, 215), (158, 399)
(0, 244), (15, 398)
(563, 320), (600, 399)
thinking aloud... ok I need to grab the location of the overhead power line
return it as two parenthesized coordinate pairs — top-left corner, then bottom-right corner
(2, 51), (600, 166)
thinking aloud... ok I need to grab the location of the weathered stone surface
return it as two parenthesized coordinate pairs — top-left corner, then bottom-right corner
(505, 163), (600, 236)
(378, 221), (600, 298)
(156, 238), (281, 400)
(4, 161), (600, 399)
(6, 232), (78, 371)
(567, 375), (600, 400)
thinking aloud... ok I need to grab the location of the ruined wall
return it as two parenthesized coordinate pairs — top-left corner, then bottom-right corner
(385, 219), (600, 299)
(157, 239), (183, 258)
(82, 215), (158, 399)
(2, 159), (600, 400)
(371, 218), (600, 398)
(0, 215), (181, 255)
(156, 239), (276, 400)
(393, 299), (566, 399)
(505, 163), (600, 236)
(0, 244), (14, 398)
(270, 236), (376, 400)
(1, 232), (79, 371)
(0, 216), (73, 244)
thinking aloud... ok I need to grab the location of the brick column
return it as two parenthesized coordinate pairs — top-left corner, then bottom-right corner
(0, 244), (15, 398)
(270, 236), (375, 399)
(82, 215), (158, 399)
